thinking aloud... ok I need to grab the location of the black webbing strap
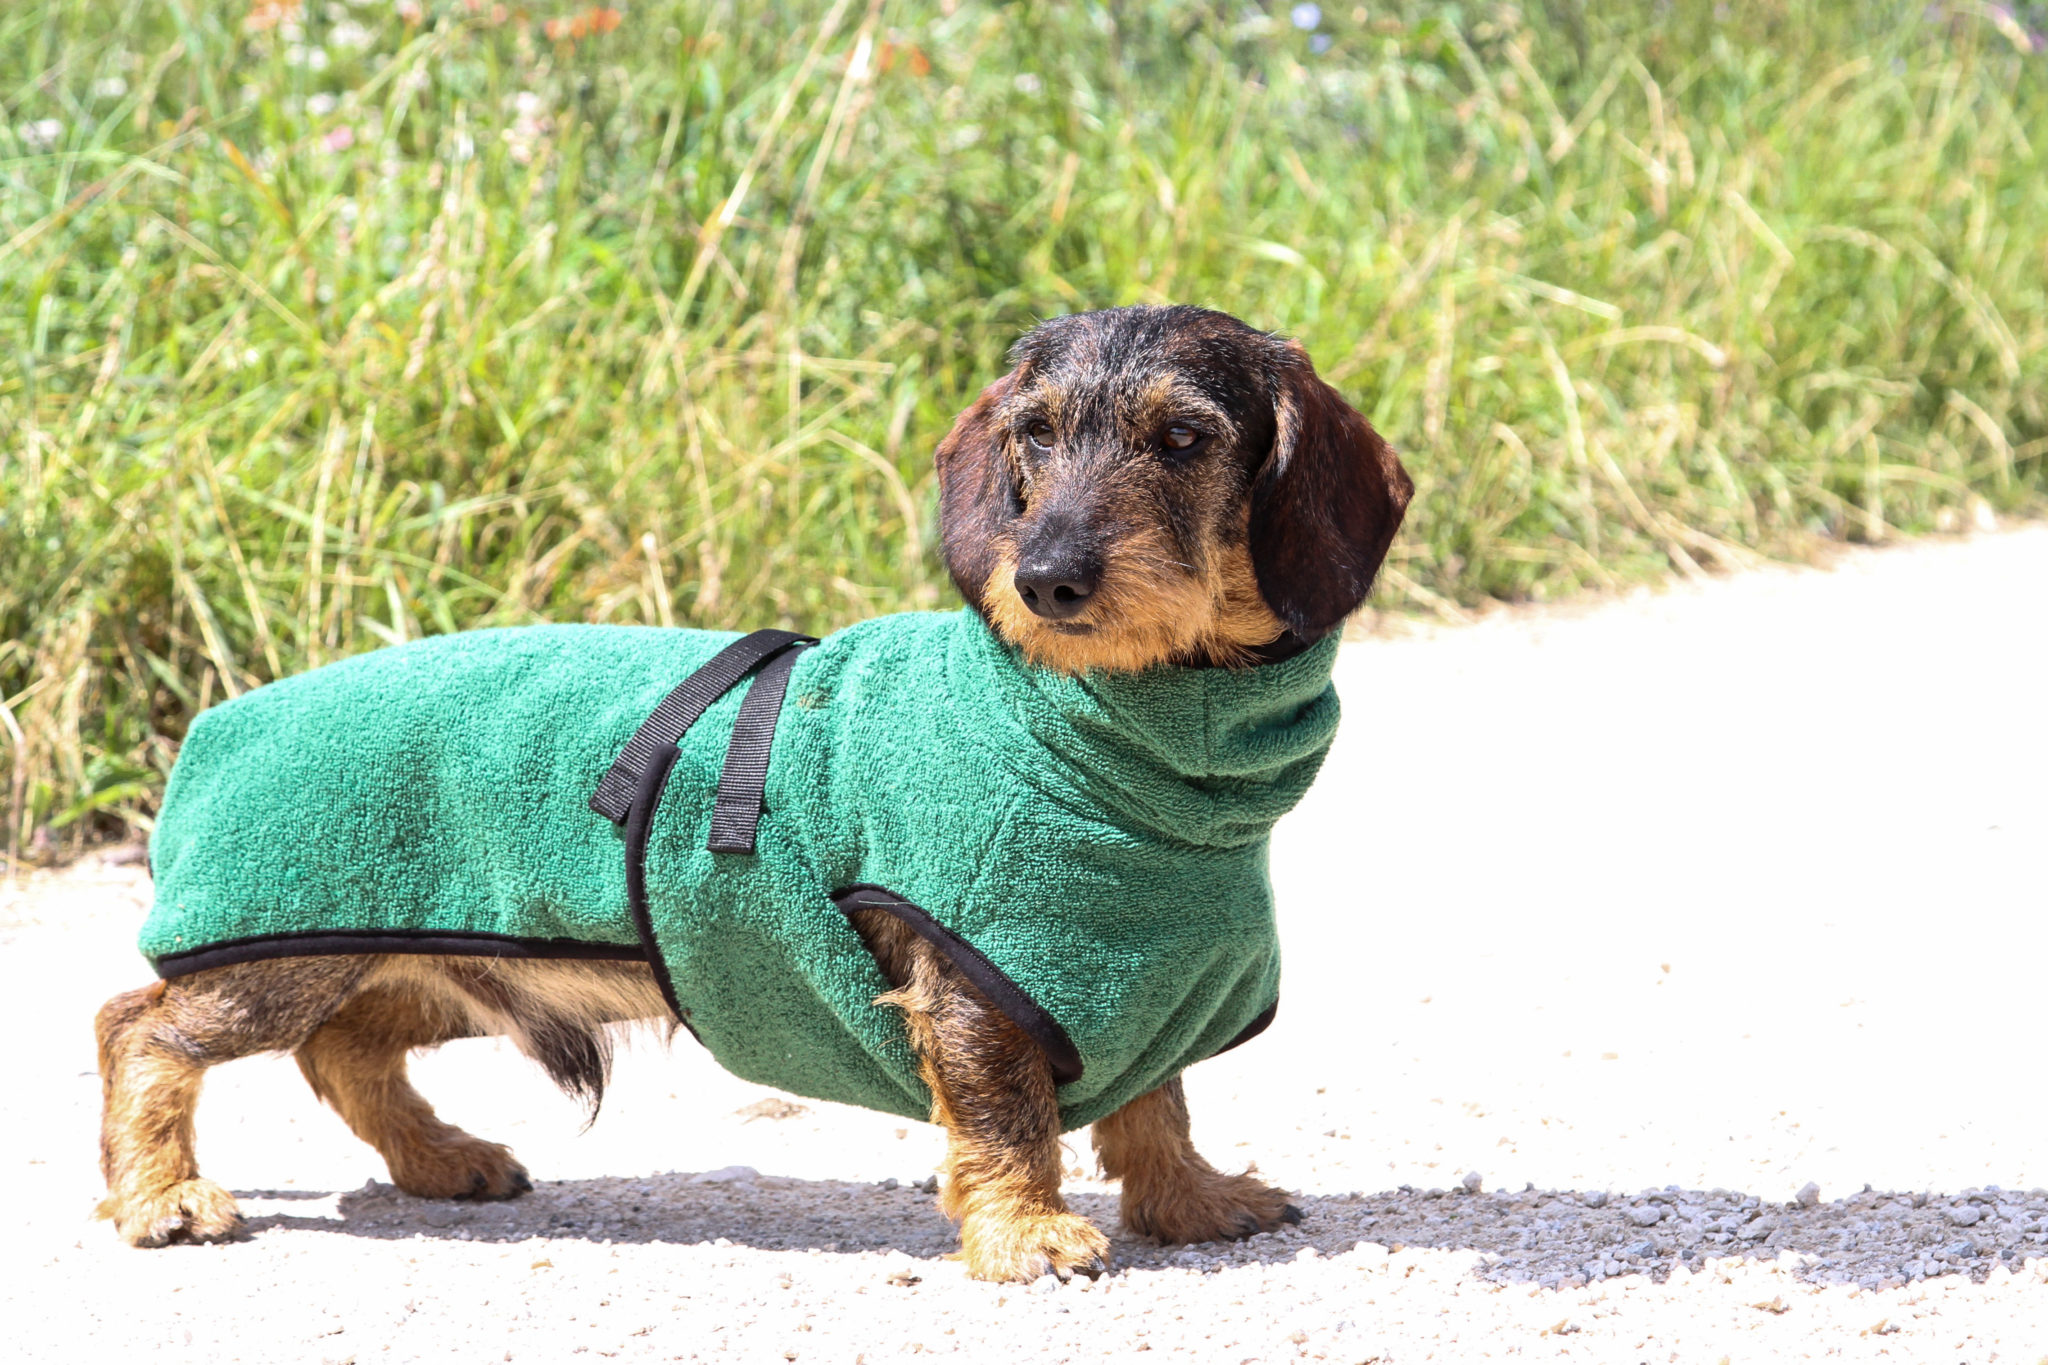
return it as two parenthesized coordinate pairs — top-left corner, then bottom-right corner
(588, 629), (815, 824)
(706, 642), (810, 853)
(622, 743), (692, 1024)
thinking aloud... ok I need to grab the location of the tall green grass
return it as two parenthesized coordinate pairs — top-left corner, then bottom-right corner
(3, 0), (2045, 857)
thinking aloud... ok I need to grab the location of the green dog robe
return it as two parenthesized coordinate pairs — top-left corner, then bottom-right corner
(142, 609), (1340, 1130)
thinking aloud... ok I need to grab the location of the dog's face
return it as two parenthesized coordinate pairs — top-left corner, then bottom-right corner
(935, 305), (1413, 673)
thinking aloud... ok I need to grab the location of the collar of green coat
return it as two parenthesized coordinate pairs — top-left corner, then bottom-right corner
(942, 608), (1342, 849)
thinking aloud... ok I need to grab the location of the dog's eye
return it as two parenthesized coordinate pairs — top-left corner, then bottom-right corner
(1163, 425), (1201, 451)
(1025, 422), (1055, 450)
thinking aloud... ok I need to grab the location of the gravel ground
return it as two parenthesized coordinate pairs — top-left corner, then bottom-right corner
(7, 524), (2047, 1362)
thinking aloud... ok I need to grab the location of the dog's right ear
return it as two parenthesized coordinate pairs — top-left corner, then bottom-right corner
(1248, 342), (1414, 636)
(934, 371), (1020, 615)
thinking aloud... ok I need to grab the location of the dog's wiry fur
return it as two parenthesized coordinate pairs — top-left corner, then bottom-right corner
(95, 304), (1410, 1280)
(94, 955), (663, 1245)
(939, 306), (1411, 673)
(851, 907), (1112, 1280)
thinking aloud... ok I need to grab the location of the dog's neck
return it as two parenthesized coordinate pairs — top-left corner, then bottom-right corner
(948, 610), (1342, 848)
(1210, 629), (1319, 668)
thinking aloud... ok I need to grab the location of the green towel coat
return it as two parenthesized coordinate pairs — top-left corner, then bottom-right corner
(142, 609), (1340, 1130)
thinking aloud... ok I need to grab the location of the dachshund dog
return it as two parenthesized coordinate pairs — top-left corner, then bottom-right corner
(94, 304), (1411, 1283)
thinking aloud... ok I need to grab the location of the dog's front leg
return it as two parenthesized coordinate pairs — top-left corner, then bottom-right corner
(857, 914), (1108, 1282)
(900, 974), (1110, 1282)
(1093, 1076), (1302, 1244)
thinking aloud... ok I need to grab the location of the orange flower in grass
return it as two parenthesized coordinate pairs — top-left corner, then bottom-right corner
(877, 41), (931, 76)
(545, 8), (623, 42)
(244, 0), (303, 33)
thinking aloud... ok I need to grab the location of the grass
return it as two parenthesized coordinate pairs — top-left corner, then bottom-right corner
(2, 0), (2045, 857)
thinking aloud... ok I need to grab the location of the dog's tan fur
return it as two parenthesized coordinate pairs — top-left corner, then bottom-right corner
(970, 363), (1289, 675)
(95, 306), (1408, 1281)
(982, 523), (1285, 675)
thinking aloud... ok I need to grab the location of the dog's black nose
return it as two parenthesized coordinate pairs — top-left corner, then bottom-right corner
(1014, 554), (1100, 620)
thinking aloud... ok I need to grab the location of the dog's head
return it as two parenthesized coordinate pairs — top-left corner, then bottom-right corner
(934, 305), (1412, 673)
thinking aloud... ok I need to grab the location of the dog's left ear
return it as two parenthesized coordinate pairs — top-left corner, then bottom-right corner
(935, 370), (1021, 615)
(1248, 341), (1414, 636)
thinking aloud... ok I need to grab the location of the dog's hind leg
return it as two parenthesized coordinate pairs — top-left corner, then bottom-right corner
(96, 956), (373, 1246)
(1092, 1076), (1302, 1244)
(293, 971), (532, 1201)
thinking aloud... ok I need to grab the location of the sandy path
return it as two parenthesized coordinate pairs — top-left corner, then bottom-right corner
(6, 525), (2046, 1362)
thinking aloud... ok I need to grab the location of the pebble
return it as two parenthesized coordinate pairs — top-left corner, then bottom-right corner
(1951, 1206), (1984, 1226)
(690, 1166), (761, 1186)
(1796, 1182), (1821, 1209)
(1582, 1190), (1609, 1208)
(1462, 1171), (1485, 1194)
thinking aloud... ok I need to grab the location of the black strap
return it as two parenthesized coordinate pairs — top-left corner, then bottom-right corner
(621, 742), (693, 1026)
(589, 629), (814, 823)
(706, 642), (810, 854)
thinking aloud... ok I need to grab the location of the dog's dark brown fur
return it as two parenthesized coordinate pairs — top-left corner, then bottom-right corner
(95, 305), (1411, 1282)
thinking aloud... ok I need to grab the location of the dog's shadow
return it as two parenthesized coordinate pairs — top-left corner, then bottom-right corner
(235, 1173), (1125, 1264)
(232, 1174), (2043, 1284)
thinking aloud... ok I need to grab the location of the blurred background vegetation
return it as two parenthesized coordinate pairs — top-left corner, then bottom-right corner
(3, 0), (2045, 857)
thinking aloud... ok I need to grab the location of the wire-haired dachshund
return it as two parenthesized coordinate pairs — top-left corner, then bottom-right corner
(94, 303), (1412, 1282)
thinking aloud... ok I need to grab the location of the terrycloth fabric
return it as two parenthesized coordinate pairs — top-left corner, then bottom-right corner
(143, 609), (1341, 1130)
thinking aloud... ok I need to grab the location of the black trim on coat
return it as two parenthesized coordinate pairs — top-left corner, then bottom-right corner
(1210, 998), (1277, 1056)
(831, 883), (1085, 1087)
(622, 741), (702, 1043)
(153, 927), (646, 979)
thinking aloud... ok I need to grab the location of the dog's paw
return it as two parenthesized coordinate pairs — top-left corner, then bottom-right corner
(387, 1136), (532, 1201)
(1120, 1169), (1302, 1245)
(958, 1208), (1112, 1283)
(99, 1179), (245, 1248)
